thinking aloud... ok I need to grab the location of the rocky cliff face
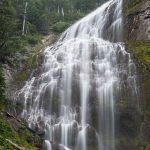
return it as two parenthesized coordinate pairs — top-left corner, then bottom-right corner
(126, 0), (150, 40)
(120, 0), (150, 149)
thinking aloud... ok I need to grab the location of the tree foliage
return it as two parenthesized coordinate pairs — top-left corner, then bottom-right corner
(0, 0), (18, 62)
(0, 0), (108, 102)
(0, 0), (107, 62)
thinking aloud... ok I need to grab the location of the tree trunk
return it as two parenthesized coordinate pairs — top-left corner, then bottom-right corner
(22, 2), (28, 36)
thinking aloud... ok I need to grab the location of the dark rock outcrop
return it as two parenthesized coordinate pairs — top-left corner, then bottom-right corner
(124, 0), (150, 40)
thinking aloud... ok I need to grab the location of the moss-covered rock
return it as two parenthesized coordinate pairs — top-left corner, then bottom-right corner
(16, 34), (57, 86)
(127, 40), (150, 69)
(0, 111), (44, 149)
(0, 114), (34, 149)
(123, 0), (142, 16)
(123, 0), (150, 40)
(120, 0), (150, 149)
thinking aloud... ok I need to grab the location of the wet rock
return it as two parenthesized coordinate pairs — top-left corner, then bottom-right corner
(125, 0), (150, 40)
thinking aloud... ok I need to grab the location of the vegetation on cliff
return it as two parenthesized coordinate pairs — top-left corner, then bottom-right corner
(124, 0), (142, 15)
(0, 112), (43, 150)
(123, 0), (150, 66)
(122, 0), (150, 150)
(128, 41), (150, 69)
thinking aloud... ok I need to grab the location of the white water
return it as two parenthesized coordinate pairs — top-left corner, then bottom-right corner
(44, 140), (52, 150)
(16, 0), (138, 150)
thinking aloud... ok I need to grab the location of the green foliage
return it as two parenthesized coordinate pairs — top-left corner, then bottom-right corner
(0, 0), (108, 61)
(26, 22), (37, 35)
(0, 0), (17, 62)
(0, 0), (107, 64)
(26, 35), (40, 45)
(25, 0), (107, 34)
(0, 116), (34, 150)
(128, 41), (150, 69)
(0, 137), (13, 150)
(52, 21), (70, 33)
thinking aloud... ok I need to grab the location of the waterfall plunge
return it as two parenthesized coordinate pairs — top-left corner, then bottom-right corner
(17, 0), (138, 150)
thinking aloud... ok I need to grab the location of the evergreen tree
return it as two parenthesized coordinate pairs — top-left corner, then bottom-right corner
(0, 0), (17, 62)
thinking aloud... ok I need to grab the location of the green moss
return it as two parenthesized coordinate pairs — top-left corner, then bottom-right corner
(124, 0), (142, 15)
(17, 32), (52, 84)
(17, 70), (27, 82)
(116, 137), (150, 150)
(0, 116), (34, 150)
(125, 40), (150, 150)
(17, 54), (35, 82)
(116, 100), (129, 111)
(127, 40), (150, 69)
(144, 143), (150, 150)
(0, 136), (13, 150)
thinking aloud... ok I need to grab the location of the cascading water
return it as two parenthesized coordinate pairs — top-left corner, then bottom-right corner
(16, 0), (138, 150)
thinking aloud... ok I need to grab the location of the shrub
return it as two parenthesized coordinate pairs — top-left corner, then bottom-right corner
(52, 21), (70, 33)
(26, 35), (40, 45)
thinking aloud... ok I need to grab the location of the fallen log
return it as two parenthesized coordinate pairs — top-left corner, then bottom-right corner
(6, 139), (26, 150)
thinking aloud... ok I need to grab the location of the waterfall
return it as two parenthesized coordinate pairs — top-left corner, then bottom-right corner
(16, 0), (138, 150)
